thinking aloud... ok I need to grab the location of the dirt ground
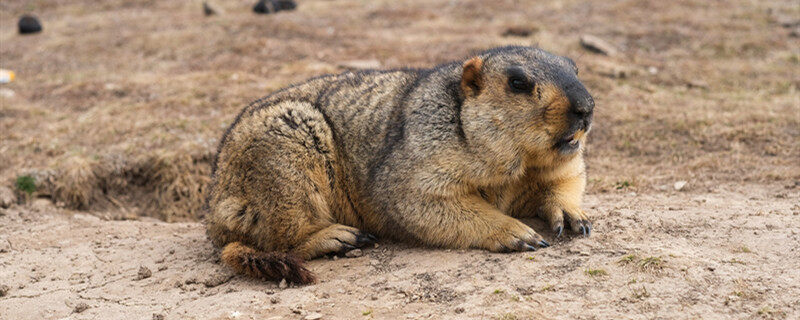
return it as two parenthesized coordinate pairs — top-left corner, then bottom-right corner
(1, 184), (799, 319)
(1, 0), (799, 319)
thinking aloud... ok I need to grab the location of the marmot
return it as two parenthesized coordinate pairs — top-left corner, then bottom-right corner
(206, 46), (594, 284)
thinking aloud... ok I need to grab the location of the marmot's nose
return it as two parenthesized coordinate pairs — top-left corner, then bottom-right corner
(565, 82), (594, 117)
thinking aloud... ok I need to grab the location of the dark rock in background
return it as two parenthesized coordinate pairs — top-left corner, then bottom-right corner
(18, 15), (43, 35)
(253, 0), (297, 14)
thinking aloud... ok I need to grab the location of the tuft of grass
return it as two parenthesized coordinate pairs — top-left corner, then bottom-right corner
(493, 289), (505, 294)
(585, 268), (608, 277)
(540, 284), (555, 292)
(526, 256), (535, 261)
(618, 254), (637, 264)
(614, 180), (632, 190)
(725, 258), (746, 265)
(362, 310), (372, 316)
(630, 286), (650, 300)
(638, 256), (664, 270)
(497, 313), (518, 320)
(739, 246), (752, 253)
(15, 175), (36, 195)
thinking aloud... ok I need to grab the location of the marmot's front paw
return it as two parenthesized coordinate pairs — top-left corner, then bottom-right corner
(540, 204), (592, 237)
(481, 218), (550, 252)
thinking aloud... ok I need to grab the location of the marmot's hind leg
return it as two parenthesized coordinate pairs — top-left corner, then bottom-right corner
(294, 224), (377, 259)
(208, 100), (370, 283)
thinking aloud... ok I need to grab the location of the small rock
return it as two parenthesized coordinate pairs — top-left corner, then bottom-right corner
(580, 35), (619, 56)
(647, 66), (658, 75)
(253, 0), (297, 14)
(305, 313), (324, 320)
(628, 192), (637, 197)
(454, 307), (465, 314)
(338, 59), (382, 70)
(0, 88), (15, 99)
(345, 249), (363, 258)
(0, 186), (15, 208)
(136, 266), (152, 280)
(0, 285), (9, 297)
(290, 305), (303, 314)
(18, 15), (42, 34)
(673, 181), (688, 191)
(203, 273), (233, 287)
(0, 239), (10, 253)
(278, 278), (288, 289)
(270, 297), (280, 304)
(686, 80), (709, 90)
(502, 25), (538, 37)
(73, 302), (90, 313)
(203, 1), (224, 16)
(153, 314), (165, 320)
(579, 251), (591, 256)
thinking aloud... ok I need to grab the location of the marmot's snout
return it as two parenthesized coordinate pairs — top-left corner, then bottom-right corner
(557, 81), (594, 154)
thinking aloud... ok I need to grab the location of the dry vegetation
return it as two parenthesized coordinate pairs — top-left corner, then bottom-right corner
(0, 1), (799, 318)
(1, 0), (798, 220)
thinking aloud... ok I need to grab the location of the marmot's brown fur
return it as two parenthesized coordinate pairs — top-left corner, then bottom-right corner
(206, 46), (595, 284)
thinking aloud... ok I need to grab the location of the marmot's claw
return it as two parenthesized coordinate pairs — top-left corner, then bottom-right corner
(554, 225), (564, 238)
(355, 232), (378, 246)
(524, 243), (538, 251)
(538, 240), (550, 248)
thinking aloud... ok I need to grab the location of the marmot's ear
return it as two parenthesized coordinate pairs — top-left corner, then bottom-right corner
(461, 57), (484, 98)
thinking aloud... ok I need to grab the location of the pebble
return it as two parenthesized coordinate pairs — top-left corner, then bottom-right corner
(686, 80), (709, 89)
(345, 249), (363, 258)
(203, 1), (224, 15)
(136, 266), (152, 280)
(152, 314), (165, 320)
(253, 0), (297, 14)
(580, 34), (619, 56)
(0, 285), (9, 297)
(305, 313), (323, 320)
(0, 186), (15, 208)
(18, 15), (42, 34)
(278, 278), (288, 289)
(73, 302), (90, 313)
(673, 181), (688, 191)
(502, 25), (539, 37)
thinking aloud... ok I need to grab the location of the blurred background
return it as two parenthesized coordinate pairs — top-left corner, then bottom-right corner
(0, 0), (798, 221)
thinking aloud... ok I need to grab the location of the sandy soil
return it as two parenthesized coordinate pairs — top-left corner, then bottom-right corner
(2, 183), (798, 320)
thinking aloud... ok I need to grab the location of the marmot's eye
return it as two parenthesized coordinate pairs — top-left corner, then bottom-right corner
(508, 77), (532, 93)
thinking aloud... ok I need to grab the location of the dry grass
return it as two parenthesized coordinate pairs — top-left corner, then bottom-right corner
(1, 0), (798, 220)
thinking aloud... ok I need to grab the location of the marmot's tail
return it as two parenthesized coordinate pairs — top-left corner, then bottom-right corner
(220, 242), (316, 284)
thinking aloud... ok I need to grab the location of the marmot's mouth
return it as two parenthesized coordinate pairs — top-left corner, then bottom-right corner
(555, 133), (581, 154)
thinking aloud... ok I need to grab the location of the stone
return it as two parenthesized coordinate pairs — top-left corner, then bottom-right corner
(345, 249), (363, 258)
(0, 285), (9, 297)
(278, 278), (288, 289)
(305, 313), (323, 320)
(203, 1), (224, 16)
(254, 0), (297, 14)
(136, 266), (152, 280)
(580, 35), (619, 56)
(673, 181), (688, 191)
(73, 302), (90, 313)
(0, 186), (15, 208)
(18, 15), (42, 34)
(502, 25), (539, 37)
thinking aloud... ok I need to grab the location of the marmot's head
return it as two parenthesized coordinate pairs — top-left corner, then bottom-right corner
(459, 46), (594, 163)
